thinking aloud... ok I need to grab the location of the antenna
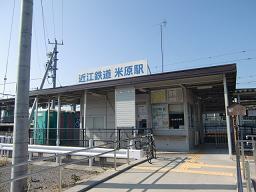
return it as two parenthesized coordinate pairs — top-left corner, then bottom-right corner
(160, 20), (167, 73)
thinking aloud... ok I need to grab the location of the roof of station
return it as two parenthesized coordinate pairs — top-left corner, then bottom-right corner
(234, 88), (256, 106)
(0, 63), (237, 111)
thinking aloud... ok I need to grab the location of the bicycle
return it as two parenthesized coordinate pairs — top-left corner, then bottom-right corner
(145, 134), (157, 164)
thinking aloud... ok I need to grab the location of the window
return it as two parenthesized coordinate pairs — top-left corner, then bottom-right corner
(169, 104), (184, 129)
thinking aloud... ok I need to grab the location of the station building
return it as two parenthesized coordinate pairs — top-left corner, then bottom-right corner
(0, 62), (238, 153)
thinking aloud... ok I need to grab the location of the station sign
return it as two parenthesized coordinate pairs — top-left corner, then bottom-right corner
(78, 60), (149, 83)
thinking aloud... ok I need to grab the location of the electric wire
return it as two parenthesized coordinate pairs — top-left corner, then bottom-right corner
(168, 50), (249, 66)
(32, 7), (42, 74)
(0, 78), (43, 86)
(40, 0), (48, 55)
(61, 0), (64, 42)
(2, 0), (16, 96)
(51, 0), (56, 38)
(154, 50), (254, 70)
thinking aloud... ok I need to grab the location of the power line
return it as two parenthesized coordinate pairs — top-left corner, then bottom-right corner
(237, 81), (256, 85)
(154, 50), (254, 70)
(237, 74), (256, 79)
(51, 0), (56, 38)
(2, 0), (16, 96)
(154, 57), (256, 73)
(40, 0), (48, 55)
(32, 7), (42, 74)
(0, 78), (42, 86)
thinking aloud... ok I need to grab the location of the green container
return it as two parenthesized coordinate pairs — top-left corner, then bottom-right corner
(34, 110), (80, 146)
(34, 110), (57, 145)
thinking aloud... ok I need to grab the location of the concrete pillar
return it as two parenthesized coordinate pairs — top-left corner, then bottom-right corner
(11, 2), (33, 190)
(223, 74), (232, 156)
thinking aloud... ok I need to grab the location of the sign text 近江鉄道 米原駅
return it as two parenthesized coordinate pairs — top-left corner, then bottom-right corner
(78, 60), (149, 83)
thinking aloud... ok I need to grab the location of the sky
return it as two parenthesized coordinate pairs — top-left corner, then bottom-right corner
(0, 0), (256, 98)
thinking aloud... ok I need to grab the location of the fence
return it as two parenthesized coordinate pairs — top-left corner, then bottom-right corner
(0, 132), (155, 191)
(238, 135), (256, 192)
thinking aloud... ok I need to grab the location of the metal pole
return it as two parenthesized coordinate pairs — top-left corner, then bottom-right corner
(114, 143), (117, 170)
(241, 142), (246, 179)
(11, 0), (33, 191)
(252, 140), (256, 174)
(245, 161), (252, 192)
(160, 24), (163, 73)
(59, 157), (62, 192)
(89, 139), (93, 167)
(56, 96), (61, 163)
(233, 116), (244, 192)
(79, 96), (84, 147)
(127, 140), (130, 165)
(34, 97), (38, 144)
(28, 138), (33, 161)
(56, 96), (61, 146)
(83, 91), (87, 147)
(223, 74), (232, 156)
(47, 99), (50, 145)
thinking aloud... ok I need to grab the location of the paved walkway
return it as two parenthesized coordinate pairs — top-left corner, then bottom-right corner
(88, 149), (237, 192)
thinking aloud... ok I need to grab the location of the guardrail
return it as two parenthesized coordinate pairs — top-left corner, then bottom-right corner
(0, 133), (156, 191)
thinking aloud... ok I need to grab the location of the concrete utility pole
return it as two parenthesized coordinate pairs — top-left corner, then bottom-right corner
(11, 0), (33, 191)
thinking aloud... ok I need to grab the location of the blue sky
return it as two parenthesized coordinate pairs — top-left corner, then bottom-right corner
(0, 0), (256, 97)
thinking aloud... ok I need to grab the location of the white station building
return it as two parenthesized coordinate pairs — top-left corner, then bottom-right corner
(0, 61), (237, 153)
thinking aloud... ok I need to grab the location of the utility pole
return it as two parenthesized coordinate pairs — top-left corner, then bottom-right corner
(160, 20), (167, 73)
(11, 0), (33, 191)
(48, 39), (63, 89)
(48, 39), (63, 109)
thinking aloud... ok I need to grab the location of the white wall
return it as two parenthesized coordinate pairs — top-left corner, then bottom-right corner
(85, 91), (115, 140)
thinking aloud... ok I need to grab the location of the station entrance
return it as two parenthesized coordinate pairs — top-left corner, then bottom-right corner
(202, 113), (228, 148)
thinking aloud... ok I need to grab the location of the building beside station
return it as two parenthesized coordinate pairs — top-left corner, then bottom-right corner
(1, 61), (256, 154)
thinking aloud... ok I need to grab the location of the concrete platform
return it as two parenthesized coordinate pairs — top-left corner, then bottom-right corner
(85, 150), (237, 192)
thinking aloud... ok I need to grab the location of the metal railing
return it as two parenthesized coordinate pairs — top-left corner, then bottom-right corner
(27, 127), (153, 148)
(238, 135), (256, 192)
(0, 132), (155, 191)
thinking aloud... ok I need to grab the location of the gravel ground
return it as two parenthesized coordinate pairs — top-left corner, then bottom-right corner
(0, 158), (107, 192)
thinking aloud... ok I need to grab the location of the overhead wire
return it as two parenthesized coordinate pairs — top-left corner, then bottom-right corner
(61, 0), (64, 42)
(154, 57), (256, 73)
(32, 4), (42, 75)
(0, 78), (43, 86)
(40, 0), (49, 55)
(154, 49), (255, 70)
(51, 0), (56, 38)
(2, 0), (16, 96)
